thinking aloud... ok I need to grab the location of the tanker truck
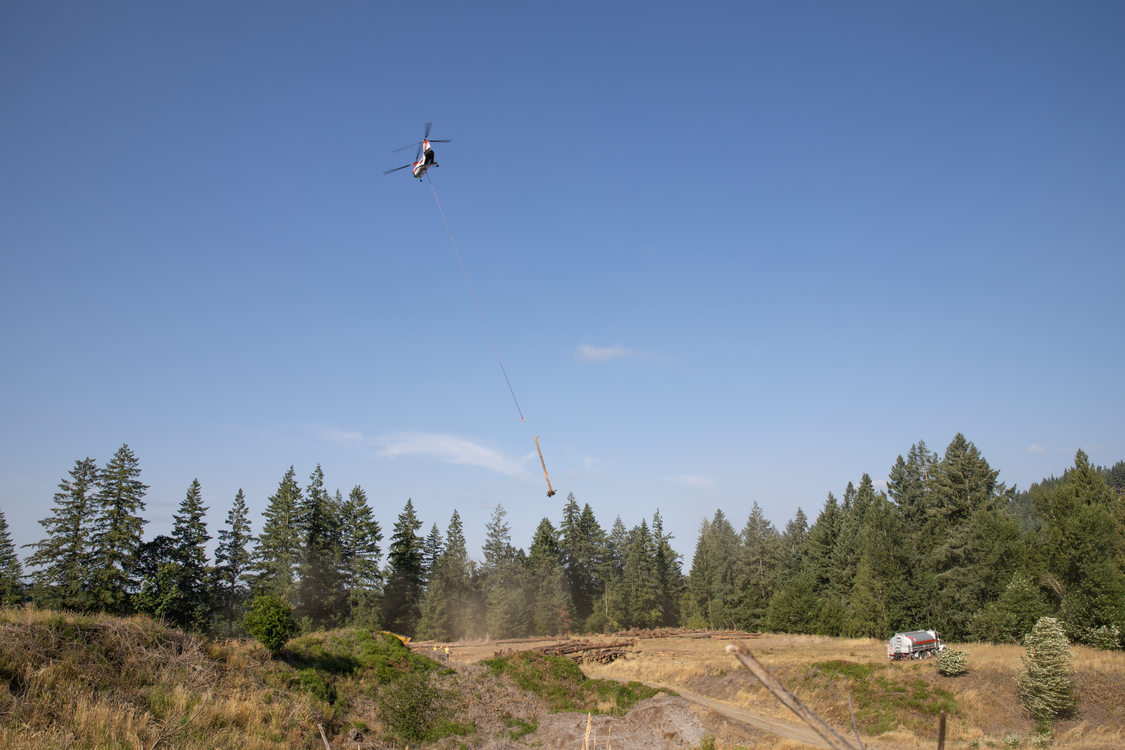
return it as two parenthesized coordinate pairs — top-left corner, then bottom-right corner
(887, 630), (945, 660)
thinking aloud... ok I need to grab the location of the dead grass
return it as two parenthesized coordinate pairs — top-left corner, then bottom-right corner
(585, 633), (1125, 750)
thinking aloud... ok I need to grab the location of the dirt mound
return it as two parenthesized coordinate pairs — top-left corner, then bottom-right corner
(530, 695), (707, 749)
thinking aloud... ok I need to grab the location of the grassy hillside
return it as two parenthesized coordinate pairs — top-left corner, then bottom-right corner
(0, 606), (481, 748)
(0, 607), (681, 749)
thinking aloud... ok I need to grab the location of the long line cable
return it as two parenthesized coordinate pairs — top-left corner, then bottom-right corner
(428, 175), (526, 422)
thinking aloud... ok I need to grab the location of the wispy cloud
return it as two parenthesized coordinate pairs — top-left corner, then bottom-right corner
(374, 431), (531, 479)
(576, 340), (669, 364)
(576, 343), (639, 362)
(663, 473), (717, 489)
(311, 426), (532, 479)
(1027, 443), (1049, 455)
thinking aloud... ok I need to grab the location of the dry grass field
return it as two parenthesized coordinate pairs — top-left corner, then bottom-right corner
(5, 605), (1123, 749)
(572, 632), (1125, 749)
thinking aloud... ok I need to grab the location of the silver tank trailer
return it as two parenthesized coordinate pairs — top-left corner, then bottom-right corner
(887, 629), (945, 660)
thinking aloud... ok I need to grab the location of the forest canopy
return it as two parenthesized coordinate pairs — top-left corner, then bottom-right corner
(2, 435), (1122, 650)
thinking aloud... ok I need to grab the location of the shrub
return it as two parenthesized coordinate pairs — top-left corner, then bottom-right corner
(935, 649), (968, 677)
(1084, 624), (1121, 650)
(376, 670), (450, 743)
(242, 595), (299, 657)
(1016, 617), (1076, 722)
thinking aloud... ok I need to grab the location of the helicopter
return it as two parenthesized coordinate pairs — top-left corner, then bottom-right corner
(383, 122), (452, 180)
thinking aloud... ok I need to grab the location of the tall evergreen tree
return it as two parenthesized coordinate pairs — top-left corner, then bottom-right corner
(651, 510), (683, 627)
(0, 509), (23, 604)
(382, 498), (425, 636)
(337, 485), (382, 626)
(481, 504), (530, 638)
(132, 534), (180, 620)
(621, 520), (660, 628)
(417, 509), (476, 640)
(925, 436), (1014, 639)
(296, 466), (345, 629)
(214, 489), (254, 635)
(770, 494), (841, 634)
(1033, 450), (1125, 644)
(559, 495), (606, 626)
(684, 510), (741, 629)
(25, 457), (99, 611)
(843, 492), (908, 637)
(168, 478), (212, 630)
(91, 444), (148, 614)
(423, 522), (444, 583)
(252, 466), (303, 601)
(775, 508), (808, 589)
(527, 517), (570, 635)
(738, 502), (780, 629)
(887, 440), (938, 531)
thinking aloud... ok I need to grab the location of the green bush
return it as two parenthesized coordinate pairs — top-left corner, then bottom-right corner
(242, 595), (299, 656)
(376, 669), (466, 744)
(1084, 624), (1121, 650)
(936, 649), (968, 677)
(1016, 617), (1076, 722)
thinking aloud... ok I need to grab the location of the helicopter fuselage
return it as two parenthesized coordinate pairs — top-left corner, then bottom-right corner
(410, 146), (438, 179)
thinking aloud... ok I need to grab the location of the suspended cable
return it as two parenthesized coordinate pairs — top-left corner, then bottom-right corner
(428, 175), (526, 423)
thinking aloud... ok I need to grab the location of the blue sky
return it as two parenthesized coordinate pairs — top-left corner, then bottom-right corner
(2, 1), (1123, 566)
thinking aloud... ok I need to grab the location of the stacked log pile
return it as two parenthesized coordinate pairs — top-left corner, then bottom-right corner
(533, 638), (637, 665)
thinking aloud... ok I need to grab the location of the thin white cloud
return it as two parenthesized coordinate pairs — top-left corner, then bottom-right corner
(375, 431), (530, 479)
(576, 343), (639, 362)
(664, 473), (717, 489)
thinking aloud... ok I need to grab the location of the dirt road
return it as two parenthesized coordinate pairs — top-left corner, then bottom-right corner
(646, 681), (832, 748)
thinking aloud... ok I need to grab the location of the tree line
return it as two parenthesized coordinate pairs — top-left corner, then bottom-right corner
(0, 435), (1121, 648)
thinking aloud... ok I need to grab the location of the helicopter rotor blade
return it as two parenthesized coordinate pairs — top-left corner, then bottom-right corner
(383, 164), (413, 174)
(426, 139), (452, 144)
(415, 142), (423, 162)
(423, 121), (432, 140)
(393, 141), (421, 153)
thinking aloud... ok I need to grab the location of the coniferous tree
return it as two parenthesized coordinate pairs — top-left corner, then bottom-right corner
(651, 510), (683, 627)
(423, 522), (444, 583)
(91, 444), (148, 614)
(133, 534), (179, 619)
(888, 440), (938, 532)
(970, 572), (1050, 643)
(621, 520), (661, 628)
(527, 517), (570, 635)
(1017, 617), (1077, 722)
(843, 491), (907, 637)
(417, 509), (475, 640)
(26, 457), (99, 611)
(925, 436), (1017, 639)
(683, 510), (740, 629)
(559, 495), (606, 626)
(738, 502), (780, 630)
(481, 504), (530, 638)
(296, 466), (345, 629)
(214, 489), (254, 635)
(382, 498), (425, 635)
(338, 485), (382, 626)
(0, 509), (23, 604)
(168, 478), (212, 630)
(1033, 450), (1125, 644)
(253, 466), (303, 601)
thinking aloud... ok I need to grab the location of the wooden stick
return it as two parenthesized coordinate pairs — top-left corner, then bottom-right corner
(937, 711), (946, 750)
(534, 436), (556, 497)
(318, 722), (332, 750)
(726, 641), (859, 750)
